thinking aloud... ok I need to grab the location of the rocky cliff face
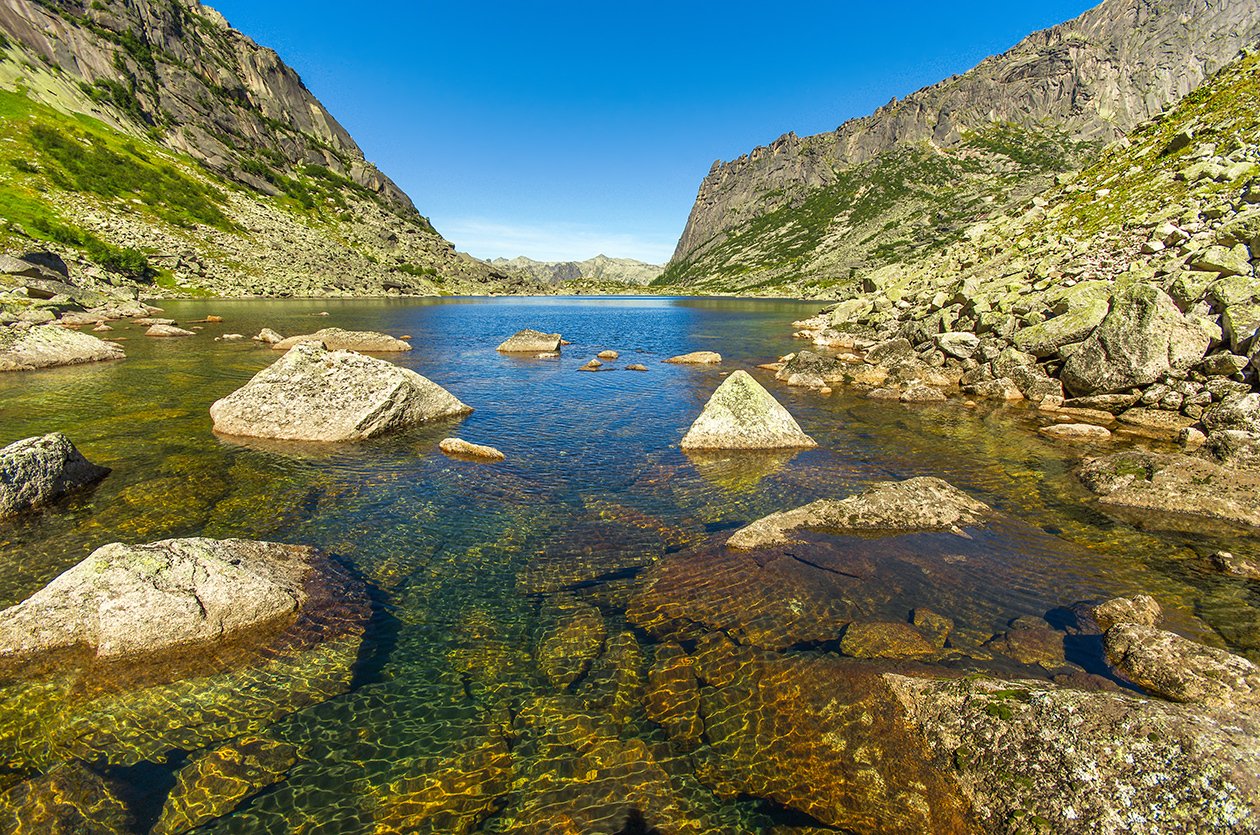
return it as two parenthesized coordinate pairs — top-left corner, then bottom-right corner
(491, 254), (664, 286)
(0, 0), (541, 296)
(663, 0), (1260, 293)
(0, 0), (412, 214)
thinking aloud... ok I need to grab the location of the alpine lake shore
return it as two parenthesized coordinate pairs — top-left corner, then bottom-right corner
(0, 281), (1257, 835)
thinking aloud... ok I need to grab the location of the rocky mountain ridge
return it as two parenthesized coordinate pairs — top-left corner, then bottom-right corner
(0, 0), (542, 297)
(490, 254), (664, 287)
(660, 0), (1260, 294)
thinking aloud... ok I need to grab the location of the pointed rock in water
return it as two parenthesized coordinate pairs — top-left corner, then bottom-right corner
(272, 327), (411, 352)
(0, 323), (125, 371)
(0, 432), (110, 518)
(728, 476), (991, 549)
(680, 370), (816, 450)
(210, 341), (471, 442)
(496, 328), (562, 353)
(0, 538), (327, 662)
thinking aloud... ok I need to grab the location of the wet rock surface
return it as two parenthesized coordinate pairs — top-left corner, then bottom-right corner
(496, 329), (562, 353)
(662, 351), (721, 364)
(210, 341), (472, 442)
(0, 433), (110, 518)
(0, 760), (134, 835)
(680, 370), (816, 450)
(438, 438), (505, 461)
(1104, 623), (1260, 708)
(728, 476), (991, 550)
(154, 736), (298, 835)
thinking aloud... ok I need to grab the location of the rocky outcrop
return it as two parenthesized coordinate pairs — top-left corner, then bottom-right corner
(0, 323), (125, 370)
(727, 476), (991, 549)
(0, 432), (110, 517)
(271, 327), (412, 352)
(0, 538), (325, 661)
(665, 0), (1260, 290)
(496, 329), (562, 353)
(209, 341), (471, 442)
(679, 370), (816, 449)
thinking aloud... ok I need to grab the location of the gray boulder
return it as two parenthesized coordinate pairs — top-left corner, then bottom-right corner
(864, 337), (914, 365)
(210, 341), (471, 442)
(728, 476), (990, 549)
(0, 433), (110, 517)
(253, 327), (284, 344)
(1091, 594), (1161, 631)
(680, 370), (816, 450)
(1105, 623), (1260, 709)
(496, 329), (562, 353)
(934, 332), (980, 359)
(1013, 297), (1109, 357)
(1061, 284), (1211, 396)
(0, 324), (125, 371)
(775, 350), (846, 387)
(0, 538), (322, 661)
(272, 327), (411, 352)
(1203, 392), (1260, 434)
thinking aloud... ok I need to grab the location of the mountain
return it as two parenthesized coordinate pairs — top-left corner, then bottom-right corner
(0, 0), (541, 297)
(489, 255), (664, 287)
(656, 0), (1260, 296)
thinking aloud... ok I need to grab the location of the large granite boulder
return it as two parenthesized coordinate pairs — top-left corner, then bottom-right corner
(495, 329), (561, 353)
(0, 538), (327, 662)
(1060, 284), (1212, 396)
(728, 477), (991, 549)
(0, 324), (125, 371)
(680, 370), (816, 449)
(889, 672), (1260, 834)
(1104, 623), (1260, 709)
(0, 432), (110, 517)
(271, 327), (412, 352)
(1013, 297), (1110, 357)
(775, 349), (848, 387)
(210, 341), (471, 442)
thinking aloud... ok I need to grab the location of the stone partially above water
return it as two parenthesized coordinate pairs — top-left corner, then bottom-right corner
(210, 341), (471, 442)
(679, 370), (816, 450)
(0, 323), (125, 371)
(727, 476), (991, 549)
(663, 351), (721, 364)
(0, 538), (324, 662)
(496, 329), (562, 353)
(0, 432), (110, 518)
(439, 437), (505, 461)
(1104, 623), (1260, 709)
(272, 327), (412, 352)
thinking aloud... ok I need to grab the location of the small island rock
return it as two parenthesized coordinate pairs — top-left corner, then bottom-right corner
(0, 324), (125, 371)
(664, 351), (721, 364)
(272, 327), (411, 352)
(496, 329), (562, 353)
(146, 324), (195, 337)
(0, 432), (110, 517)
(680, 370), (816, 450)
(253, 328), (284, 344)
(210, 341), (471, 442)
(439, 438), (505, 461)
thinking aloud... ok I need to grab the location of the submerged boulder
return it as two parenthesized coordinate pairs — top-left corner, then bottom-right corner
(272, 327), (412, 352)
(680, 370), (816, 450)
(0, 538), (326, 662)
(153, 736), (299, 835)
(0, 323), (125, 371)
(0, 432), (110, 517)
(496, 329), (562, 353)
(727, 476), (991, 549)
(210, 341), (471, 442)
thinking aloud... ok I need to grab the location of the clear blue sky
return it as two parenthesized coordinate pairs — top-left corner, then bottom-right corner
(206, 0), (1099, 263)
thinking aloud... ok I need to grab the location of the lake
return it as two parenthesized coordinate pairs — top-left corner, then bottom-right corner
(0, 296), (1254, 833)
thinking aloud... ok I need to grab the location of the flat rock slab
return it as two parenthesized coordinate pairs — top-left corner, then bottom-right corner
(0, 432), (110, 517)
(496, 329), (561, 353)
(272, 327), (412, 352)
(680, 370), (816, 450)
(0, 324), (125, 371)
(728, 476), (991, 550)
(145, 324), (195, 337)
(0, 538), (319, 661)
(663, 351), (721, 364)
(1105, 623), (1260, 709)
(210, 341), (471, 442)
(1038, 422), (1112, 440)
(1078, 450), (1260, 532)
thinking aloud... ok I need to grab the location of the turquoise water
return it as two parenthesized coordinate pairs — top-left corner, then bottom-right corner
(0, 296), (1255, 833)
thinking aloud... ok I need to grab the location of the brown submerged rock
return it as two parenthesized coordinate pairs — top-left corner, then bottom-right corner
(839, 621), (938, 660)
(535, 594), (607, 689)
(728, 476), (991, 550)
(272, 327), (412, 352)
(0, 761), (134, 835)
(153, 736), (299, 835)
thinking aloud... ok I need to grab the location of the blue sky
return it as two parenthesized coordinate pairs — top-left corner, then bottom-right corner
(206, 1), (1099, 263)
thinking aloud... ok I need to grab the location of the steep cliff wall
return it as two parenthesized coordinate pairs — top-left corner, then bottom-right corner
(664, 0), (1260, 293)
